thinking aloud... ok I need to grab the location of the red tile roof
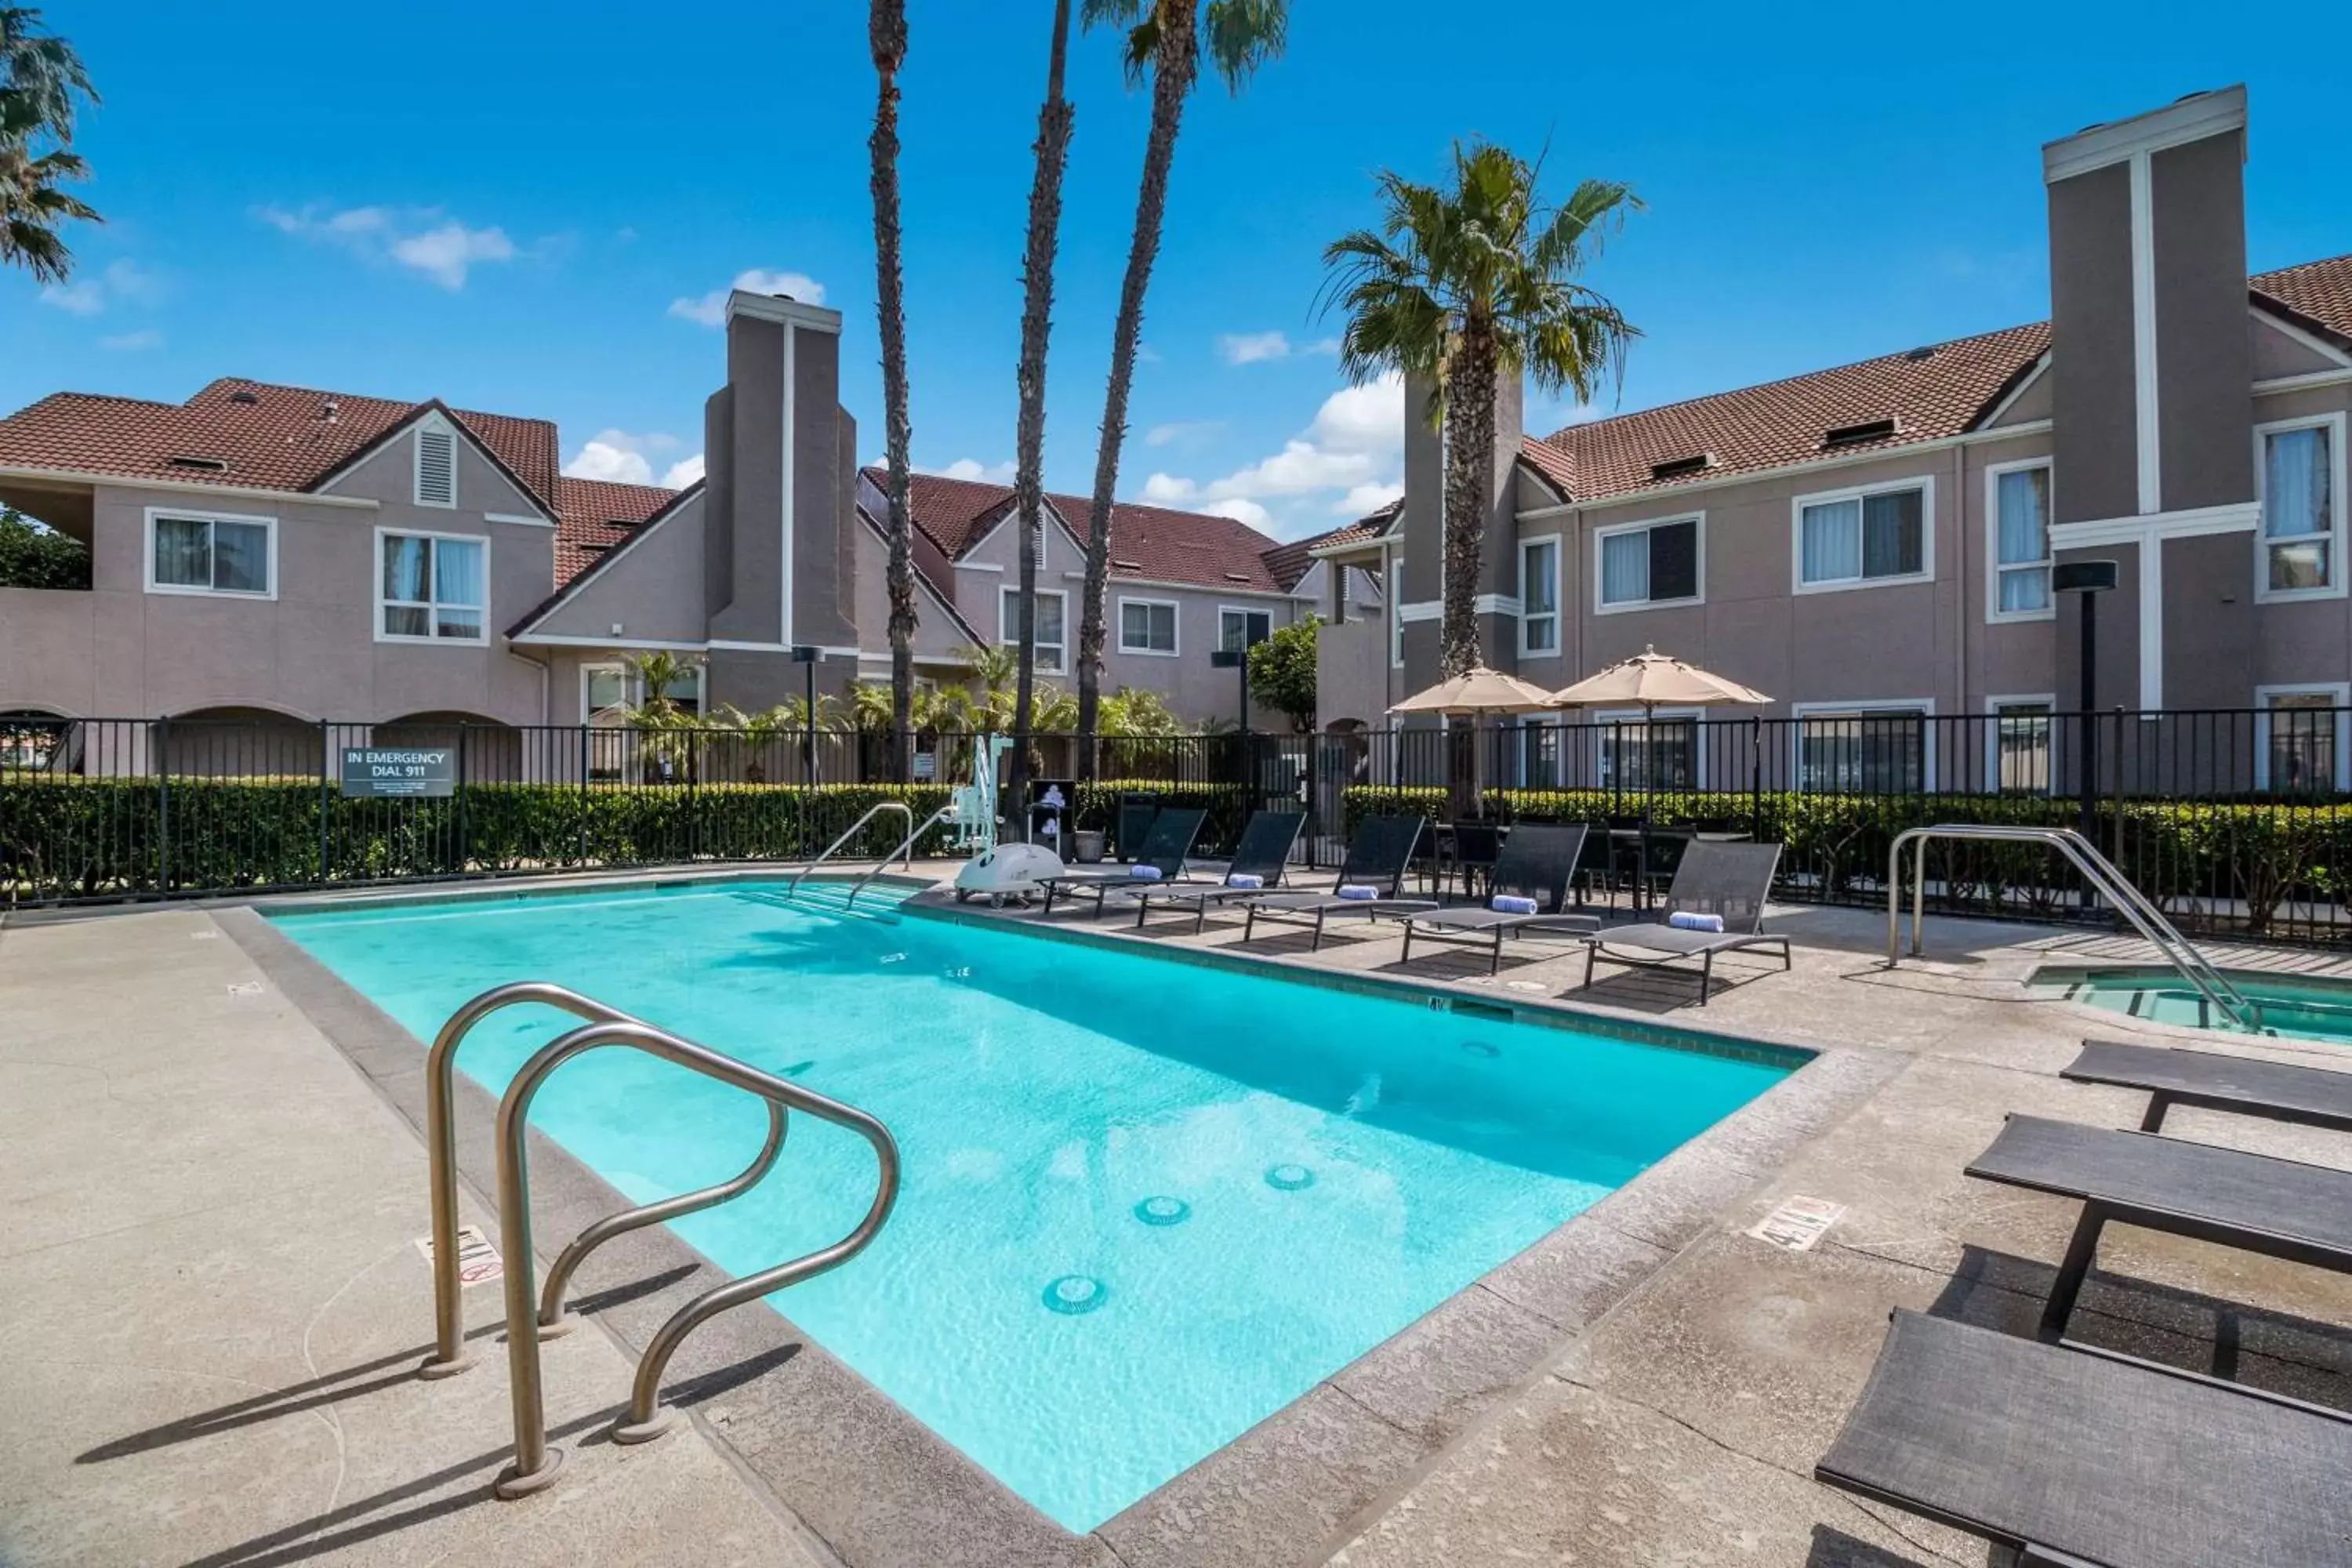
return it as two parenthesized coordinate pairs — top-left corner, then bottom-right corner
(0, 377), (559, 512)
(554, 475), (682, 583)
(1530, 252), (2352, 506)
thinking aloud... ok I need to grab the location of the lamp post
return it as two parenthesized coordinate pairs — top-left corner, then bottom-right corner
(1212, 627), (1267, 802)
(789, 645), (820, 785)
(2053, 561), (2118, 855)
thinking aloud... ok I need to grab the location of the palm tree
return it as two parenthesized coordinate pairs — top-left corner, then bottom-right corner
(1320, 141), (1639, 676)
(1072, 0), (1287, 778)
(0, 8), (100, 284)
(1007, 0), (1076, 813)
(868, 0), (919, 782)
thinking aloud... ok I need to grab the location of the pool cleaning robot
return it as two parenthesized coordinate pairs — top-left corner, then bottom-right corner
(951, 735), (1065, 906)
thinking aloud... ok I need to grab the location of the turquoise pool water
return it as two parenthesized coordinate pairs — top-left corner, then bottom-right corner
(2042, 966), (2352, 1044)
(273, 881), (1792, 1530)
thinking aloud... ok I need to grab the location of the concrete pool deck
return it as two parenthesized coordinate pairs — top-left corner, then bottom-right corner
(6, 866), (2352, 1566)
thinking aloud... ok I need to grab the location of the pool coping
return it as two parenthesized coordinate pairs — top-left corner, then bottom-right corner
(212, 869), (1900, 1568)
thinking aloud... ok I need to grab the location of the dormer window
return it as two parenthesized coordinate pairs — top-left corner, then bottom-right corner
(415, 425), (458, 508)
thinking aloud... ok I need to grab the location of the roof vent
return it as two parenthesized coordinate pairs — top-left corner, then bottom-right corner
(1822, 417), (1900, 449)
(1223, 572), (1254, 583)
(319, 399), (339, 424)
(1648, 452), (1716, 481)
(1112, 557), (1143, 571)
(165, 455), (228, 471)
(227, 390), (260, 406)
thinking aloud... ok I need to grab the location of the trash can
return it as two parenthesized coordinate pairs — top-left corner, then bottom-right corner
(1069, 829), (1106, 864)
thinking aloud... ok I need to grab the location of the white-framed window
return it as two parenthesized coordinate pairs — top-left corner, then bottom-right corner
(1594, 706), (1702, 791)
(1984, 695), (2055, 795)
(414, 423), (459, 508)
(999, 586), (1067, 674)
(144, 507), (277, 599)
(1219, 605), (1272, 653)
(1986, 459), (2053, 622)
(1117, 596), (1179, 656)
(1516, 534), (1562, 656)
(2254, 412), (2346, 602)
(581, 660), (705, 781)
(1388, 556), (1405, 668)
(1791, 699), (1934, 793)
(2256, 683), (2350, 794)
(377, 529), (488, 643)
(1793, 478), (1933, 593)
(1595, 514), (1703, 612)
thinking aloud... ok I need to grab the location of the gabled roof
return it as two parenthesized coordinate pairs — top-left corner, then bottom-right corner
(868, 466), (1317, 596)
(0, 377), (560, 513)
(554, 476), (681, 583)
(1527, 251), (2352, 507)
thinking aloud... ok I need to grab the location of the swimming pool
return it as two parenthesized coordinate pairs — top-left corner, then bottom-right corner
(2037, 964), (2352, 1044)
(273, 880), (1795, 1530)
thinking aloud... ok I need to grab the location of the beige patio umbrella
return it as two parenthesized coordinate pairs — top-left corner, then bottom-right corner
(1388, 666), (1558, 818)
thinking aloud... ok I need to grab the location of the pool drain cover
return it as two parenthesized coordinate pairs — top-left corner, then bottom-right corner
(1133, 1196), (1191, 1226)
(1043, 1275), (1109, 1314)
(1265, 1163), (1316, 1192)
(1460, 1040), (1501, 1058)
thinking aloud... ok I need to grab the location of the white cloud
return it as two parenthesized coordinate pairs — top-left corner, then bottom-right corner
(38, 259), (165, 317)
(1139, 472), (1197, 503)
(1334, 481), (1404, 515)
(1145, 419), (1223, 448)
(1306, 371), (1404, 454)
(1218, 330), (1292, 365)
(660, 454), (706, 488)
(1202, 497), (1269, 528)
(924, 457), (1014, 485)
(255, 204), (521, 289)
(38, 279), (103, 315)
(670, 268), (827, 326)
(1207, 440), (1378, 500)
(1303, 336), (1344, 356)
(562, 429), (684, 485)
(99, 329), (164, 351)
(1135, 342), (1163, 365)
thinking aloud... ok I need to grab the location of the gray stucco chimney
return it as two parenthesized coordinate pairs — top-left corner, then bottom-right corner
(1396, 368), (1530, 690)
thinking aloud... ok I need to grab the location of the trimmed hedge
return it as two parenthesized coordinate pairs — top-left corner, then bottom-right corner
(1341, 784), (2351, 936)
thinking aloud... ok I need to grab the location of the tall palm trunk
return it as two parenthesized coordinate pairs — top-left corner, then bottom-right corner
(1440, 315), (1497, 677)
(1009, 0), (1075, 818)
(1076, 0), (1198, 782)
(869, 0), (917, 783)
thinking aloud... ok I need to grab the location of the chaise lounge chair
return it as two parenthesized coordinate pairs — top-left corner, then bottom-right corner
(1116, 809), (1305, 934)
(1577, 840), (1789, 1006)
(1396, 822), (1599, 975)
(1235, 816), (1436, 951)
(1035, 808), (1206, 919)
(1966, 1112), (2352, 1341)
(1817, 1308), (2352, 1568)
(2062, 1038), (2352, 1134)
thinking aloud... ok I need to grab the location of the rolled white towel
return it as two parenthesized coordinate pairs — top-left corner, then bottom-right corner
(1668, 910), (1725, 933)
(1335, 884), (1379, 901)
(1490, 895), (1538, 916)
(1225, 873), (1264, 890)
(1128, 864), (1163, 881)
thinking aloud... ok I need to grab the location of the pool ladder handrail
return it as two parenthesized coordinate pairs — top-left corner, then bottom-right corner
(417, 982), (901, 1500)
(787, 801), (915, 898)
(844, 804), (955, 907)
(1886, 824), (2262, 1033)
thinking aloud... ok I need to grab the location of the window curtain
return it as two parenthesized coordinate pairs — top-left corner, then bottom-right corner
(433, 539), (485, 607)
(1997, 469), (2049, 611)
(154, 517), (210, 587)
(1862, 491), (1922, 578)
(1801, 499), (1860, 583)
(383, 535), (430, 601)
(1600, 532), (1648, 603)
(2267, 426), (2330, 539)
(1523, 543), (1557, 614)
(210, 522), (268, 593)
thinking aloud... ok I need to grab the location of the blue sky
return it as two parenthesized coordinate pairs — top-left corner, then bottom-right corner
(7, 2), (2350, 541)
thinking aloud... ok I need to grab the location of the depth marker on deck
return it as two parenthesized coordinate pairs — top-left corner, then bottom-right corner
(1748, 1196), (1846, 1253)
(414, 1224), (503, 1287)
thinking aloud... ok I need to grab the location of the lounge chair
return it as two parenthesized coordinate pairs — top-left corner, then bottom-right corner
(1035, 808), (1206, 919)
(1396, 823), (1599, 975)
(2063, 1039), (2352, 1134)
(1116, 810), (1305, 934)
(1577, 840), (1789, 1006)
(1817, 1308), (2352, 1568)
(1236, 815), (1436, 950)
(1967, 1112), (2352, 1341)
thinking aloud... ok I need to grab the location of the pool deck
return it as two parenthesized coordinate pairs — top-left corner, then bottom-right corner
(6, 864), (2352, 1566)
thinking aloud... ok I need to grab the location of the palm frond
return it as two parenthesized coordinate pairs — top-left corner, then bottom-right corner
(1201, 0), (1286, 92)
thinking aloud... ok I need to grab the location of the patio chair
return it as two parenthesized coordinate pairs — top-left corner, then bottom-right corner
(1035, 808), (1206, 919)
(1577, 840), (1790, 1005)
(2062, 1039), (2352, 1134)
(1115, 798), (1159, 862)
(1116, 810), (1305, 934)
(1235, 815), (1435, 950)
(1396, 823), (1599, 975)
(1966, 1112), (2352, 1341)
(1817, 1309), (2352, 1568)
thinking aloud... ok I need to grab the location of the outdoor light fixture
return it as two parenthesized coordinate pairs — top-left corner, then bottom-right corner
(2056, 561), (2119, 855)
(790, 645), (821, 782)
(1210, 634), (1264, 735)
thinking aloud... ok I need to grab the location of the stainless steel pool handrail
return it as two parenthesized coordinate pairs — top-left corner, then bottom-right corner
(489, 1018), (899, 1498)
(786, 801), (914, 898)
(1886, 824), (2260, 1033)
(845, 804), (956, 907)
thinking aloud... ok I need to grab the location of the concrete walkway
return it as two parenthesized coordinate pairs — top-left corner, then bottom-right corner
(0, 907), (833, 1567)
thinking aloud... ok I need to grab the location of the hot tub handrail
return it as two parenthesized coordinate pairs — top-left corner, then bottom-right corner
(787, 801), (915, 898)
(1885, 823), (2260, 1033)
(845, 803), (956, 907)
(488, 1018), (899, 1498)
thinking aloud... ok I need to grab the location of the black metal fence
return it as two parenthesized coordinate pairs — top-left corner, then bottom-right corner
(4, 708), (2347, 946)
